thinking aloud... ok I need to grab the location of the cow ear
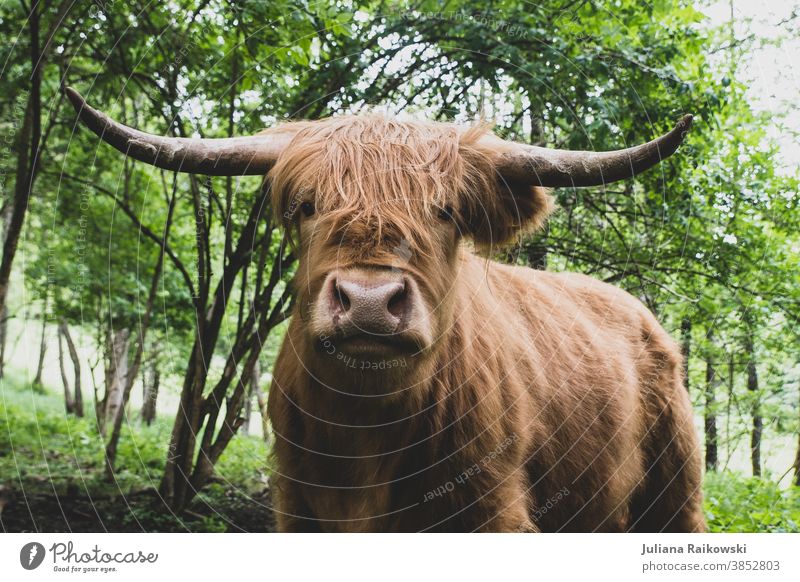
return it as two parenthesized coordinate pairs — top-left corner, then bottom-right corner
(462, 182), (554, 251)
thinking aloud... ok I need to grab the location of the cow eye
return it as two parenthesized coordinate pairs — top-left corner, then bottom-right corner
(300, 201), (315, 217)
(438, 204), (454, 221)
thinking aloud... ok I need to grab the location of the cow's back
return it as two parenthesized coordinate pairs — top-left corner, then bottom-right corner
(473, 258), (693, 531)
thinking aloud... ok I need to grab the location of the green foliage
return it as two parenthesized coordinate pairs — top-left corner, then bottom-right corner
(0, 376), (267, 502)
(215, 433), (270, 492)
(705, 472), (800, 533)
(0, 376), (103, 495)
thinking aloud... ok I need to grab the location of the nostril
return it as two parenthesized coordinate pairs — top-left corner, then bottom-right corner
(386, 281), (408, 319)
(333, 280), (351, 313)
(330, 276), (410, 325)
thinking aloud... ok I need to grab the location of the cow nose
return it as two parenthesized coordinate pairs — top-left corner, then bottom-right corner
(332, 276), (409, 332)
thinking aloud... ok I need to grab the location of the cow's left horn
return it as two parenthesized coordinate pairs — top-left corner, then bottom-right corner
(495, 115), (693, 187)
(65, 87), (289, 175)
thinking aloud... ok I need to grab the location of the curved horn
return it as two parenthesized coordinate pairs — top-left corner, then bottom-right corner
(65, 87), (290, 176)
(495, 115), (693, 187)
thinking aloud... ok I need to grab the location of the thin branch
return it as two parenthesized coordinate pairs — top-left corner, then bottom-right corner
(50, 169), (197, 300)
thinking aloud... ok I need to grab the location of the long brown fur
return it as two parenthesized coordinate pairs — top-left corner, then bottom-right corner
(266, 113), (705, 532)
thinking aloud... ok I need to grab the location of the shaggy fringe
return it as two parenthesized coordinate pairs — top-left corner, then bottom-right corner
(265, 112), (553, 254)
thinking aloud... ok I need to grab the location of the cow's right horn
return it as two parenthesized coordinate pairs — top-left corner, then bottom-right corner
(65, 87), (289, 176)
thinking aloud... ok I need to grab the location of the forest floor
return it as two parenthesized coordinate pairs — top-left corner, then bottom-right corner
(0, 486), (276, 533)
(1, 376), (798, 533)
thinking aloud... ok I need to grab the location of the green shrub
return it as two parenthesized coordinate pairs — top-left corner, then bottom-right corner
(0, 377), (268, 499)
(705, 471), (800, 532)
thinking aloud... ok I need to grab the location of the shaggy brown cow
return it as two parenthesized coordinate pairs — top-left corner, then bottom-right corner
(67, 87), (704, 533)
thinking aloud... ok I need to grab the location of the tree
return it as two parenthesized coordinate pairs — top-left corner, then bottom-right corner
(704, 330), (720, 472)
(0, 0), (72, 333)
(57, 323), (74, 414)
(742, 310), (762, 477)
(794, 382), (800, 486)
(59, 320), (83, 417)
(140, 347), (160, 426)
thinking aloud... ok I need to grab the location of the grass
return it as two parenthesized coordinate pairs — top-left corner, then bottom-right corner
(1, 373), (172, 496)
(0, 374), (272, 532)
(2, 374), (798, 532)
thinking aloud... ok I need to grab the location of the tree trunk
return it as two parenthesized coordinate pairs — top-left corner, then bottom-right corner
(725, 353), (734, 468)
(0, 0), (72, 322)
(141, 357), (159, 426)
(59, 320), (83, 417)
(704, 331), (719, 472)
(89, 355), (103, 430)
(96, 325), (110, 430)
(242, 377), (253, 436)
(103, 328), (130, 436)
(0, 181), (13, 381)
(161, 342), (206, 509)
(102, 325), (132, 477)
(794, 438), (800, 487)
(242, 358), (262, 437)
(680, 318), (691, 393)
(744, 327), (762, 477)
(252, 360), (270, 443)
(0, 307), (8, 378)
(57, 325), (74, 414)
(794, 382), (800, 487)
(33, 293), (49, 387)
(0, 4), (39, 322)
(105, 296), (163, 475)
(255, 387), (270, 443)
